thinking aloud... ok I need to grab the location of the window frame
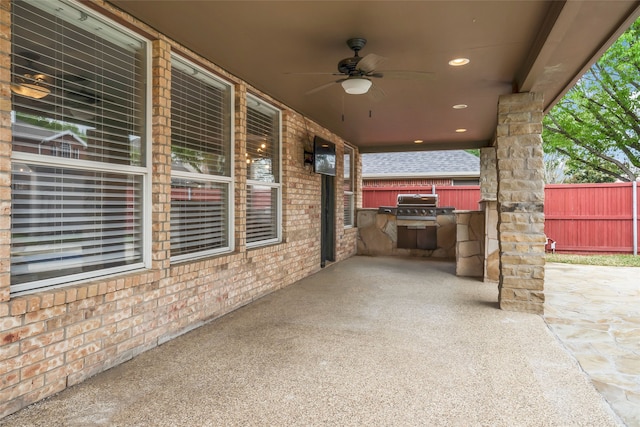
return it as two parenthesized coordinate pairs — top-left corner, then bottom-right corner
(169, 53), (235, 263)
(245, 94), (282, 248)
(343, 145), (355, 228)
(9, 0), (152, 296)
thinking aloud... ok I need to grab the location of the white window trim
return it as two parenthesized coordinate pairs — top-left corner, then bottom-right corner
(10, 2), (152, 295)
(344, 145), (355, 229)
(246, 94), (282, 249)
(169, 54), (235, 263)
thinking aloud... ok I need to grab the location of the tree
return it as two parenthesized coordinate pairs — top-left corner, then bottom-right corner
(543, 18), (640, 182)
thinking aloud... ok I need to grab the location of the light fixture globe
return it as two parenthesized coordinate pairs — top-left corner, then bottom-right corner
(11, 73), (50, 99)
(341, 78), (372, 95)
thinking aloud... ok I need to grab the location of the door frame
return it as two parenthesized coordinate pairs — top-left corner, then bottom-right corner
(321, 174), (335, 267)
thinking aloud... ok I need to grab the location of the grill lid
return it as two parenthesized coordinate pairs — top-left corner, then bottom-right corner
(396, 193), (438, 207)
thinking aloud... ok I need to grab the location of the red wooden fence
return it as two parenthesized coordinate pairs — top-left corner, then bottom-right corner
(362, 182), (639, 254)
(362, 185), (482, 211)
(545, 183), (638, 254)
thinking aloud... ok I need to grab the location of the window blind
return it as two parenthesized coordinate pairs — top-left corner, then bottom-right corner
(11, 165), (143, 292)
(170, 56), (233, 259)
(10, 0), (148, 293)
(246, 96), (281, 245)
(344, 146), (354, 227)
(171, 179), (229, 255)
(12, 1), (145, 166)
(246, 185), (278, 243)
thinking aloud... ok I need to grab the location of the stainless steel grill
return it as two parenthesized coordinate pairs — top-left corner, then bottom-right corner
(376, 193), (455, 220)
(396, 194), (438, 220)
(376, 193), (455, 250)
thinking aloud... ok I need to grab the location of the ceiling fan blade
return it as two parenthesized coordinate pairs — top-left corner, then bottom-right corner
(357, 53), (386, 74)
(304, 79), (346, 95)
(376, 70), (436, 80)
(285, 72), (344, 76)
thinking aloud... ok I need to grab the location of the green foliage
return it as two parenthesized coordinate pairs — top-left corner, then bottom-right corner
(547, 253), (640, 267)
(564, 161), (616, 183)
(16, 112), (88, 142)
(543, 18), (640, 182)
(465, 149), (480, 157)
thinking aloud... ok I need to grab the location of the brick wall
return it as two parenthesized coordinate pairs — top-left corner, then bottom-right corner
(0, 0), (358, 418)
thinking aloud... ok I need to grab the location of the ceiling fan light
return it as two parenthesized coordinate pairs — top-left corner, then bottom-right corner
(11, 82), (51, 99)
(341, 78), (372, 95)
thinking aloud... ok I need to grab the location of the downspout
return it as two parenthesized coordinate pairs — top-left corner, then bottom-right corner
(634, 180), (638, 256)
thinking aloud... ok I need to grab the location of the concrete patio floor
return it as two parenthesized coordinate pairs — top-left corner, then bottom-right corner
(0, 256), (628, 426)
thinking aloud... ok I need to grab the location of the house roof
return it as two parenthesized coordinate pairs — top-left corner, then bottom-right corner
(13, 122), (88, 147)
(362, 150), (480, 179)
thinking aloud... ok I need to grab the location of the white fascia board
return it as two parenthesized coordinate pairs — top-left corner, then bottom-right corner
(362, 171), (480, 179)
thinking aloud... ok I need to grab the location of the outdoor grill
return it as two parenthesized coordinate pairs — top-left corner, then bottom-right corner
(377, 193), (455, 250)
(396, 193), (439, 221)
(377, 193), (454, 221)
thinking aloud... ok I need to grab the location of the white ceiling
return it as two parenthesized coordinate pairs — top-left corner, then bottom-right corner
(109, 0), (640, 152)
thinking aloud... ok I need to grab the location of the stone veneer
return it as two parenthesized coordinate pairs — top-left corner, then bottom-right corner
(495, 92), (546, 314)
(356, 210), (456, 259)
(0, 0), (358, 418)
(480, 148), (499, 283)
(455, 211), (485, 277)
(480, 200), (500, 282)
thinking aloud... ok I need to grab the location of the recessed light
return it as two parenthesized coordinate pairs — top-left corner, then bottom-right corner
(414, 139), (423, 144)
(448, 58), (470, 66)
(452, 104), (468, 109)
(455, 128), (467, 133)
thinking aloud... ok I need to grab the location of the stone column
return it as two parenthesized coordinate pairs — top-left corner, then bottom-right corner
(480, 147), (499, 282)
(495, 92), (546, 314)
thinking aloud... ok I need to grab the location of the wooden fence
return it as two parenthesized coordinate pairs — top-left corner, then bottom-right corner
(362, 182), (639, 254)
(362, 185), (482, 211)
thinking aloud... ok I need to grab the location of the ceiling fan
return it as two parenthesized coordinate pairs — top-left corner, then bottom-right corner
(62, 75), (103, 120)
(300, 38), (435, 96)
(11, 52), (52, 99)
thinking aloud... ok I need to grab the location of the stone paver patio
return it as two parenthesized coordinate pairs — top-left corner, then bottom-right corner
(545, 262), (640, 427)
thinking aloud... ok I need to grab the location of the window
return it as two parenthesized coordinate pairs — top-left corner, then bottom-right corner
(246, 96), (281, 246)
(170, 55), (233, 260)
(452, 179), (480, 186)
(10, 0), (149, 294)
(343, 146), (355, 227)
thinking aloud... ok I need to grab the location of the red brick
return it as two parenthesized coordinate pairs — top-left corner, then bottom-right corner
(21, 355), (63, 379)
(65, 318), (102, 338)
(19, 329), (65, 354)
(53, 291), (66, 306)
(9, 299), (26, 316)
(0, 375), (44, 403)
(45, 335), (84, 359)
(66, 342), (101, 363)
(1, 348), (45, 376)
(24, 305), (67, 324)
(1, 322), (45, 346)
(0, 370), (19, 391)
(22, 378), (65, 407)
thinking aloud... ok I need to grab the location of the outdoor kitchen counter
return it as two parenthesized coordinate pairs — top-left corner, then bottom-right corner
(356, 208), (456, 259)
(454, 210), (486, 278)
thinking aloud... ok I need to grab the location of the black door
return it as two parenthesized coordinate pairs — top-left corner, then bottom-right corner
(321, 174), (335, 267)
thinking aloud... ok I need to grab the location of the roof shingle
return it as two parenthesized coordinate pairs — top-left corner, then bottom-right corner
(362, 150), (480, 177)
